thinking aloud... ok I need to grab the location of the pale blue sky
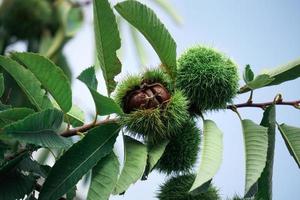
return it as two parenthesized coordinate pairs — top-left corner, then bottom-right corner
(65, 0), (300, 199)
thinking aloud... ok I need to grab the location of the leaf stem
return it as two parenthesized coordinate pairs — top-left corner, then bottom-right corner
(247, 90), (253, 104)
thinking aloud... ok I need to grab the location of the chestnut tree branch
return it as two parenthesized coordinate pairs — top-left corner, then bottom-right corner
(60, 99), (300, 137)
(60, 118), (118, 137)
(227, 99), (300, 110)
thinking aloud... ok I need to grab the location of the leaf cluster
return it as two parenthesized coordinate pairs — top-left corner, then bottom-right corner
(0, 0), (300, 200)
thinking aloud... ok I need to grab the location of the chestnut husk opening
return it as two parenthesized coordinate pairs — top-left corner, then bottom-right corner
(123, 83), (171, 113)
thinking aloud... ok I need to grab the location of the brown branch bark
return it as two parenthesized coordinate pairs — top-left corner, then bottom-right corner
(60, 99), (300, 137)
(227, 99), (300, 110)
(60, 118), (118, 137)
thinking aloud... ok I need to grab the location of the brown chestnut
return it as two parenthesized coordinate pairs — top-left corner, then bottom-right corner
(123, 83), (171, 113)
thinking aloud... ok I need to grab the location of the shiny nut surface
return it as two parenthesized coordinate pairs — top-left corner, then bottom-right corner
(124, 83), (171, 113)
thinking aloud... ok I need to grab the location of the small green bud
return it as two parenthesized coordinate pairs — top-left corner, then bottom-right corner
(176, 46), (239, 114)
(157, 174), (221, 200)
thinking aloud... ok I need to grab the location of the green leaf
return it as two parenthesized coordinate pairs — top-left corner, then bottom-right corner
(143, 140), (168, 179)
(12, 52), (72, 113)
(18, 156), (48, 178)
(0, 56), (53, 111)
(39, 123), (120, 200)
(113, 136), (147, 194)
(77, 67), (98, 90)
(0, 107), (34, 128)
(189, 120), (223, 192)
(78, 67), (123, 116)
(66, 105), (85, 127)
(0, 101), (11, 111)
(115, 0), (177, 80)
(0, 170), (36, 200)
(243, 65), (254, 84)
(52, 101), (85, 127)
(278, 124), (300, 168)
(0, 73), (4, 97)
(3, 109), (72, 148)
(66, 186), (77, 200)
(0, 141), (9, 161)
(265, 57), (300, 86)
(89, 89), (123, 116)
(52, 52), (72, 82)
(256, 105), (276, 200)
(246, 74), (274, 90)
(241, 119), (268, 196)
(87, 152), (120, 200)
(93, 0), (121, 94)
(240, 58), (300, 93)
(0, 151), (28, 175)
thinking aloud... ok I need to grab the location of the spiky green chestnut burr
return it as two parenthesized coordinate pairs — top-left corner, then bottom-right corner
(176, 46), (239, 114)
(0, 0), (52, 39)
(157, 174), (221, 200)
(155, 119), (200, 174)
(115, 69), (189, 143)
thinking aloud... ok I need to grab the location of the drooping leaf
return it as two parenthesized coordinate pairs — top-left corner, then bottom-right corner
(241, 119), (268, 196)
(39, 123), (120, 200)
(0, 56), (52, 111)
(189, 120), (223, 193)
(0, 73), (4, 97)
(113, 136), (148, 195)
(87, 152), (120, 200)
(278, 124), (300, 168)
(78, 67), (123, 116)
(93, 0), (121, 94)
(3, 109), (72, 148)
(256, 105), (276, 200)
(240, 57), (300, 93)
(0, 170), (36, 200)
(12, 52), (72, 113)
(115, 0), (177, 80)
(143, 140), (168, 179)
(0, 107), (34, 128)
(243, 65), (254, 84)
